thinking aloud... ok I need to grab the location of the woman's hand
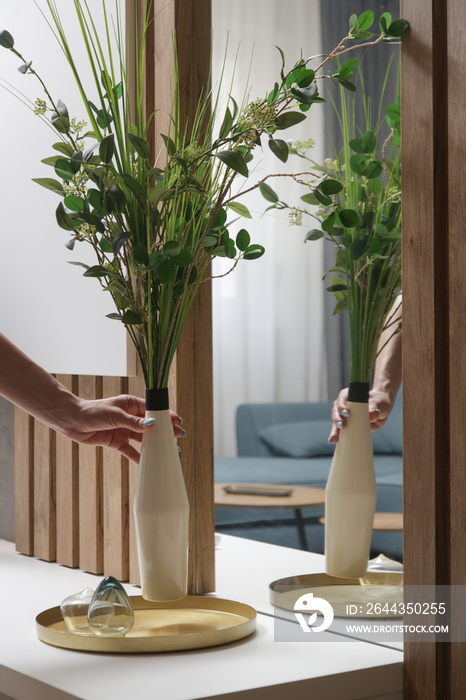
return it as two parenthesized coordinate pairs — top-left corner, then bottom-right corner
(61, 394), (185, 463)
(328, 388), (394, 444)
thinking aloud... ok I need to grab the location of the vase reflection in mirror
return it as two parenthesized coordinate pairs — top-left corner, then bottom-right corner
(133, 388), (189, 601)
(325, 382), (377, 578)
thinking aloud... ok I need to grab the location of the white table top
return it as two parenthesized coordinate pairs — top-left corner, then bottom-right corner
(0, 536), (403, 700)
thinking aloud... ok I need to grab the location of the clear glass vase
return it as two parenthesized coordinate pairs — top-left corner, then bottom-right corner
(133, 388), (189, 601)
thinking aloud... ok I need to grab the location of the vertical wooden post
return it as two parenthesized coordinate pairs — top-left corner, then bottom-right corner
(402, 0), (466, 697)
(446, 1), (466, 694)
(136, 0), (215, 594)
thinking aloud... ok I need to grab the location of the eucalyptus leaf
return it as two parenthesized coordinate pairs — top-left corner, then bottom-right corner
(268, 138), (289, 163)
(56, 202), (74, 231)
(313, 188), (332, 206)
(161, 133), (176, 157)
(267, 82), (280, 105)
(157, 259), (176, 283)
(305, 229), (324, 242)
(172, 249), (193, 267)
(320, 179), (343, 195)
(379, 12), (391, 33)
(32, 177), (65, 195)
(53, 142), (74, 157)
(216, 150), (248, 177)
(105, 184), (126, 212)
(219, 106), (233, 139)
(99, 133), (115, 164)
(133, 243), (149, 266)
(243, 244), (265, 260)
(64, 195), (85, 212)
(54, 158), (74, 181)
(273, 111), (307, 130)
(301, 192), (320, 206)
(388, 18), (409, 37)
(322, 212), (336, 232)
(83, 265), (111, 278)
(339, 209), (360, 228)
(122, 310), (144, 325)
(128, 132), (151, 159)
(0, 30), (14, 49)
(236, 229), (250, 251)
(362, 159), (382, 179)
(228, 201), (252, 218)
(260, 182), (279, 203)
(121, 173), (148, 209)
(41, 155), (61, 167)
(358, 10), (374, 31)
(99, 238), (113, 253)
(291, 82), (320, 105)
(163, 240), (181, 258)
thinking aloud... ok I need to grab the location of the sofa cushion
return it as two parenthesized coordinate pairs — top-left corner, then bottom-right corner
(258, 421), (334, 458)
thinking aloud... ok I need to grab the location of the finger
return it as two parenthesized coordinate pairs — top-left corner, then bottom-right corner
(173, 425), (186, 439)
(170, 409), (182, 426)
(118, 442), (141, 464)
(328, 422), (340, 444)
(107, 394), (146, 418)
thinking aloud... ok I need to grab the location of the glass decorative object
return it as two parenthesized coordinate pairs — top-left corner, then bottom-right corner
(359, 554), (404, 596)
(60, 587), (94, 635)
(87, 576), (134, 637)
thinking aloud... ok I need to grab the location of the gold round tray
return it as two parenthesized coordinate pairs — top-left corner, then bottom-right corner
(36, 595), (256, 653)
(269, 573), (403, 618)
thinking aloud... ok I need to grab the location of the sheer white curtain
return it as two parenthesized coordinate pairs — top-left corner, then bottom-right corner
(212, 0), (327, 456)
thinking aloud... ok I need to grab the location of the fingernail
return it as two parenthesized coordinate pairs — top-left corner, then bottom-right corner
(178, 417), (183, 426)
(328, 437), (332, 444)
(342, 409), (349, 418)
(177, 445), (181, 454)
(337, 421), (343, 430)
(180, 428), (187, 438)
(374, 409), (381, 416)
(143, 418), (155, 427)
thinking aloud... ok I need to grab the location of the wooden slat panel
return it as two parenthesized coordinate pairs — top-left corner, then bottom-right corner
(33, 419), (56, 561)
(78, 375), (103, 574)
(127, 368), (145, 585)
(14, 408), (34, 555)
(55, 374), (79, 568)
(102, 376), (129, 580)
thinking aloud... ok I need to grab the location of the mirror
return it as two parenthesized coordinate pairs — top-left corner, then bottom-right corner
(211, 0), (402, 556)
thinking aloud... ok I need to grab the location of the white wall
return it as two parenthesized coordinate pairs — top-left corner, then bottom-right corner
(0, 0), (132, 376)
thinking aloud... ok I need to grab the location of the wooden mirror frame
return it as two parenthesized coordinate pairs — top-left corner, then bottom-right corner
(402, 0), (465, 696)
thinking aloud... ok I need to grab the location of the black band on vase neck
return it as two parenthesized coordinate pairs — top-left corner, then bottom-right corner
(145, 387), (169, 411)
(348, 382), (370, 403)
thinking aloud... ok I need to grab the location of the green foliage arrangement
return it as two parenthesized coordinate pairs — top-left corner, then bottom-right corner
(0, 2), (407, 390)
(261, 28), (406, 384)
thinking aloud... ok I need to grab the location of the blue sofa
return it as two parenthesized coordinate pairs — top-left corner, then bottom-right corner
(215, 394), (403, 560)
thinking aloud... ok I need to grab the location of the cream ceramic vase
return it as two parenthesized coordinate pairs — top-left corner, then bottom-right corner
(133, 388), (189, 601)
(325, 382), (377, 578)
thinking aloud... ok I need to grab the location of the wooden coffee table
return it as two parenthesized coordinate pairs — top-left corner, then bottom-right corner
(215, 483), (326, 550)
(318, 512), (403, 532)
